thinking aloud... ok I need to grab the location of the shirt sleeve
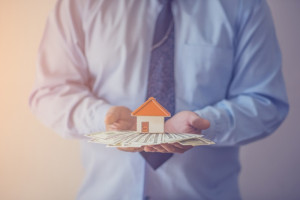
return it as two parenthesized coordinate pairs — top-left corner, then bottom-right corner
(29, 0), (111, 139)
(194, 0), (289, 146)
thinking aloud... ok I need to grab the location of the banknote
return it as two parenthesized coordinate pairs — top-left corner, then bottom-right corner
(86, 131), (215, 147)
(178, 138), (215, 146)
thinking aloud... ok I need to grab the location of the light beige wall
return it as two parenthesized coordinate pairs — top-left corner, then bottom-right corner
(240, 1), (300, 199)
(137, 116), (164, 133)
(0, 1), (84, 200)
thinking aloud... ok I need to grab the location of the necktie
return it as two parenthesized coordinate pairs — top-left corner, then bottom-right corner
(140, 0), (175, 170)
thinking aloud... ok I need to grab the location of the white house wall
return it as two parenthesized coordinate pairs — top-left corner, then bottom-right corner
(137, 116), (164, 133)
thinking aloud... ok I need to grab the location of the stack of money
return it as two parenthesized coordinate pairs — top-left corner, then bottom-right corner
(86, 131), (215, 147)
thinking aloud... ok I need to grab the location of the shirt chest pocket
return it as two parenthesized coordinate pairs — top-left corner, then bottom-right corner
(175, 44), (234, 108)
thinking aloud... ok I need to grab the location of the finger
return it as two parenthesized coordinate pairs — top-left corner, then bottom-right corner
(146, 145), (156, 149)
(151, 145), (169, 153)
(172, 144), (193, 153)
(106, 123), (119, 131)
(119, 107), (133, 119)
(117, 147), (143, 152)
(105, 106), (132, 124)
(105, 107), (136, 130)
(190, 115), (210, 130)
(172, 142), (193, 149)
(160, 144), (185, 153)
(144, 146), (157, 152)
(186, 126), (202, 134)
(105, 108), (120, 125)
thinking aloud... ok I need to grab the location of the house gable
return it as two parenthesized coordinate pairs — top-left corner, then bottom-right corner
(131, 97), (170, 117)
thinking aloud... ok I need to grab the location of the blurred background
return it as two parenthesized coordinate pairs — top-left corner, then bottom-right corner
(0, 0), (299, 199)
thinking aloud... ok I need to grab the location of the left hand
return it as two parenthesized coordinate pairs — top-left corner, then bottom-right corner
(104, 106), (143, 152)
(144, 111), (210, 154)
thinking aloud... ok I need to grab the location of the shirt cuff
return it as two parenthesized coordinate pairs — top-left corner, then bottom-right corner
(74, 98), (112, 137)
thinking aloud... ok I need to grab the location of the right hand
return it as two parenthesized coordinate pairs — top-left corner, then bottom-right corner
(104, 106), (143, 152)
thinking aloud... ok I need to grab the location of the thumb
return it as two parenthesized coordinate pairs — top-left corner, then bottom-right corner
(189, 114), (210, 130)
(105, 107), (120, 125)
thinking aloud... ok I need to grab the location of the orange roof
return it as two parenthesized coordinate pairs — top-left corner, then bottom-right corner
(131, 97), (171, 117)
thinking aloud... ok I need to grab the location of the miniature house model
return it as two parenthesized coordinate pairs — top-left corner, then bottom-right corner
(131, 97), (170, 133)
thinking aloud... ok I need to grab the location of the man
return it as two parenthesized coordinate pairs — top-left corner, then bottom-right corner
(29, 0), (289, 199)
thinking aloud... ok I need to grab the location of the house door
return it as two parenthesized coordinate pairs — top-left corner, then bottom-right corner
(141, 122), (149, 133)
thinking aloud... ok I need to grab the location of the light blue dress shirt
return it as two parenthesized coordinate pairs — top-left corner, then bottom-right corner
(29, 0), (289, 199)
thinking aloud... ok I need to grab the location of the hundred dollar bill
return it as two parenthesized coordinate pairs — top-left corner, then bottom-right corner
(87, 131), (214, 147)
(179, 138), (215, 146)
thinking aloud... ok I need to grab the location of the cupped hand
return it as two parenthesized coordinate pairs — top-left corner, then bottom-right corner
(105, 106), (143, 152)
(105, 106), (136, 131)
(145, 111), (210, 154)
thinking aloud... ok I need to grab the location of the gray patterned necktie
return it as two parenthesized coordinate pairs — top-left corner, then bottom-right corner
(140, 0), (175, 170)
